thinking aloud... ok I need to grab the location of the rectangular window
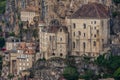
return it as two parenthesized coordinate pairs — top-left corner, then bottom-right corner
(27, 63), (29, 66)
(78, 31), (81, 35)
(83, 23), (86, 29)
(49, 36), (51, 41)
(94, 27), (96, 29)
(94, 21), (96, 24)
(93, 41), (96, 46)
(73, 42), (75, 48)
(73, 23), (76, 29)
(83, 42), (86, 49)
(97, 30), (99, 33)
(60, 38), (62, 41)
(94, 34), (96, 38)
(27, 59), (29, 61)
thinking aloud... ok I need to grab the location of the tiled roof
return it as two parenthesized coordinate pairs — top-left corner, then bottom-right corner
(21, 5), (39, 12)
(17, 42), (35, 55)
(70, 3), (109, 19)
(47, 26), (60, 33)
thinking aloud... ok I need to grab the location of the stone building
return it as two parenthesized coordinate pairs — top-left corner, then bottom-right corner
(66, 3), (110, 57)
(20, 5), (39, 24)
(39, 22), (68, 59)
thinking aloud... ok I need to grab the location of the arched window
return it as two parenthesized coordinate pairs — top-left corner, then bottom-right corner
(60, 29), (62, 32)
(60, 38), (62, 41)
(73, 32), (75, 36)
(52, 53), (55, 56)
(83, 42), (86, 49)
(78, 31), (81, 35)
(83, 23), (86, 29)
(94, 34), (96, 38)
(73, 42), (75, 48)
(60, 53), (63, 57)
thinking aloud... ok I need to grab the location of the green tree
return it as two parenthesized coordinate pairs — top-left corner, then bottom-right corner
(0, 0), (6, 14)
(9, 32), (15, 37)
(113, 0), (120, 5)
(0, 37), (5, 49)
(95, 54), (120, 77)
(112, 11), (119, 17)
(63, 66), (79, 80)
(7, 73), (14, 80)
(106, 55), (120, 72)
(95, 54), (107, 66)
(79, 70), (97, 80)
(113, 67), (120, 80)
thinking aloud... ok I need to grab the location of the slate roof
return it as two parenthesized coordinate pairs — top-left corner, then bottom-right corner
(70, 3), (109, 19)
(47, 26), (68, 33)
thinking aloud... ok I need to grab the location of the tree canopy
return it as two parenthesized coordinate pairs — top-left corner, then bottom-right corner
(63, 66), (79, 80)
(95, 54), (120, 78)
(113, 67), (120, 79)
(113, 0), (120, 5)
(0, 0), (6, 14)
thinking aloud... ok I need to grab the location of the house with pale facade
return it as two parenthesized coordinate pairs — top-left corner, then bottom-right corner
(5, 41), (35, 76)
(66, 3), (110, 57)
(20, 5), (39, 24)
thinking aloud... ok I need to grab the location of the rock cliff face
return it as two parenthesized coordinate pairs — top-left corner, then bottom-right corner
(111, 4), (120, 44)
(31, 58), (66, 80)
(108, 3), (120, 55)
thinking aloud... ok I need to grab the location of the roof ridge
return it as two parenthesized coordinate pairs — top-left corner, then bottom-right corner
(93, 4), (100, 19)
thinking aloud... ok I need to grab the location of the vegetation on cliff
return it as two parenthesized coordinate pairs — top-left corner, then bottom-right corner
(0, 0), (6, 14)
(113, 0), (120, 5)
